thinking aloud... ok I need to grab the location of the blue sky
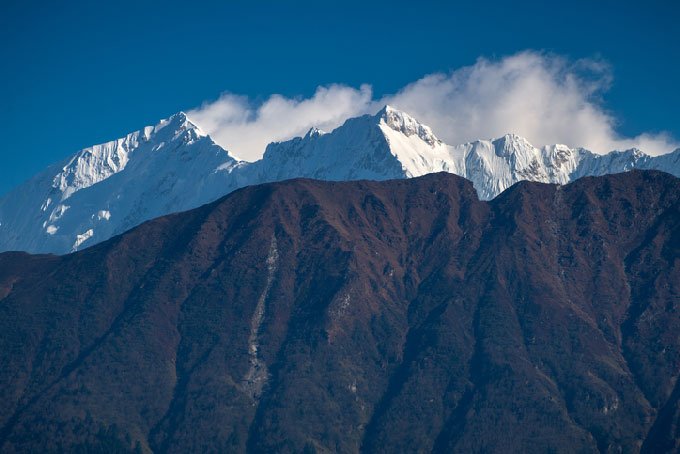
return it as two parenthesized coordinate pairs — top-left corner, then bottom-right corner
(1, 0), (679, 194)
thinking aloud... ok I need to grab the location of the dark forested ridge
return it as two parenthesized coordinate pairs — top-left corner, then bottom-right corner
(0, 171), (678, 453)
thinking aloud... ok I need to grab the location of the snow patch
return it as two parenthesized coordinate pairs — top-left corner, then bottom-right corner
(48, 205), (70, 223)
(71, 229), (94, 252)
(97, 210), (111, 221)
(41, 198), (52, 212)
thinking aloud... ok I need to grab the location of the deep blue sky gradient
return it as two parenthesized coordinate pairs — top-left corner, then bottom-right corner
(1, 0), (679, 194)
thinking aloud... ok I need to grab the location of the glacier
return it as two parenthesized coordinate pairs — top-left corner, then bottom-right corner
(1, 106), (678, 254)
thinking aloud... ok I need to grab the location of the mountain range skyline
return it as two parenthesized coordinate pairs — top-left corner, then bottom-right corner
(4, 102), (680, 196)
(1, 105), (678, 255)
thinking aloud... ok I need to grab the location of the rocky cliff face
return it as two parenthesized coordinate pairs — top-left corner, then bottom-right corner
(0, 170), (678, 452)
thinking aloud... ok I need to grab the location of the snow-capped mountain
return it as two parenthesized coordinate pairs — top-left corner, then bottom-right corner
(1, 106), (678, 254)
(0, 112), (244, 254)
(449, 134), (680, 200)
(248, 105), (680, 200)
(246, 106), (456, 183)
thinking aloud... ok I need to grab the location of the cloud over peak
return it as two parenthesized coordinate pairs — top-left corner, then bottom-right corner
(188, 51), (678, 161)
(188, 84), (374, 161)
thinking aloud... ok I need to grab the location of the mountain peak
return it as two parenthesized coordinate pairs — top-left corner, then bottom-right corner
(158, 111), (206, 139)
(172, 110), (188, 120)
(375, 105), (415, 124)
(303, 127), (326, 139)
(494, 132), (533, 145)
(375, 106), (440, 147)
(376, 104), (396, 115)
(491, 133), (536, 157)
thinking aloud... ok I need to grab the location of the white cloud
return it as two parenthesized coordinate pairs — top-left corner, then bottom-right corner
(188, 51), (678, 160)
(384, 51), (677, 156)
(187, 84), (374, 161)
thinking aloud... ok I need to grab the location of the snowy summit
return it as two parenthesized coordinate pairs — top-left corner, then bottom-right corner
(0, 107), (678, 254)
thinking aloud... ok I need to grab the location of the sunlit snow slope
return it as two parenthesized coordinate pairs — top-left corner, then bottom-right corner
(1, 106), (678, 253)
(0, 113), (244, 253)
